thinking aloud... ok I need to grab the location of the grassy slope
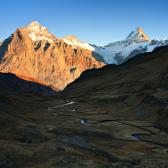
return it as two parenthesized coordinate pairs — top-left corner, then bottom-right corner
(0, 46), (168, 168)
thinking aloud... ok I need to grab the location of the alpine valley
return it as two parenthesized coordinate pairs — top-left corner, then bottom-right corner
(0, 21), (168, 168)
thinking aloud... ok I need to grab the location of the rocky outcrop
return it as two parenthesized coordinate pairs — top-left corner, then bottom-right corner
(0, 21), (104, 91)
(126, 27), (150, 42)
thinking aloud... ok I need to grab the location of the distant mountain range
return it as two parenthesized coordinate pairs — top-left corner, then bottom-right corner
(0, 21), (168, 91)
(63, 27), (168, 64)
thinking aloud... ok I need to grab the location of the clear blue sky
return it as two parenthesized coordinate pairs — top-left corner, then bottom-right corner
(0, 0), (168, 45)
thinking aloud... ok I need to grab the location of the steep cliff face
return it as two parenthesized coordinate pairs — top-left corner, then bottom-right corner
(0, 21), (104, 91)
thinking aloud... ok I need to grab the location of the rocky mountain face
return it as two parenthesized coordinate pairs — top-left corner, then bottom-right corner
(0, 21), (104, 91)
(125, 27), (149, 42)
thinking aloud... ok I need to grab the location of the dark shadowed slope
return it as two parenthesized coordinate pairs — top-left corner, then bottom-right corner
(64, 45), (168, 98)
(61, 46), (168, 132)
(0, 73), (55, 95)
(0, 46), (168, 168)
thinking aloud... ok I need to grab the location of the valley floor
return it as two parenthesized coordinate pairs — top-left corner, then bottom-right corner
(0, 90), (168, 168)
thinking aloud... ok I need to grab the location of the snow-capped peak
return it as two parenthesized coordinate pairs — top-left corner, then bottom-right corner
(26, 21), (54, 43)
(62, 35), (94, 51)
(126, 27), (149, 42)
(93, 27), (168, 65)
(27, 21), (47, 33)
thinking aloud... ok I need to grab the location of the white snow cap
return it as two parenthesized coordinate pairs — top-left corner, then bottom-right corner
(27, 21), (54, 43)
(28, 32), (53, 43)
(27, 21), (47, 33)
(63, 35), (94, 51)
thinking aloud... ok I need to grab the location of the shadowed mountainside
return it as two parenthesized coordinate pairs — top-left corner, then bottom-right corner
(61, 46), (168, 132)
(0, 73), (55, 95)
(0, 46), (168, 168)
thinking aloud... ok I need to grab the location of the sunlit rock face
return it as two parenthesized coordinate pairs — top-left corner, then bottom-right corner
(126, 27), (150, 42)
(0, 21), (104, 91)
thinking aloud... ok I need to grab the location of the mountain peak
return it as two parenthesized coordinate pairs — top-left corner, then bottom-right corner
(126, 27), (150, 42)
(27, 21), (47, 33)
(0, 22), (103, 91)
(24, 21), (55, 43)
(136, 27), (144, 33)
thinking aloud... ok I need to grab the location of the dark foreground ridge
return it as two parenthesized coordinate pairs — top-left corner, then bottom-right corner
(0, 46), (168, 168)
(0, 73), (55, 95)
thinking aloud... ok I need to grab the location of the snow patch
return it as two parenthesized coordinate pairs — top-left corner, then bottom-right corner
(63, 36), (94, 51)
(28, 32), (53, 43)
